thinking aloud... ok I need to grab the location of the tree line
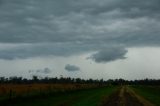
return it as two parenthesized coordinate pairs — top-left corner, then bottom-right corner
(0, 76), (159, 85)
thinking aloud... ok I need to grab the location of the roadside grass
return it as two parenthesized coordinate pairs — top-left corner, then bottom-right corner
(2, 86), (118, 106)
(131, 85), (160, 106)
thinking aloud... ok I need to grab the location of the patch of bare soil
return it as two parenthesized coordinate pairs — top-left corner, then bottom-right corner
(101, 86), (154, 106)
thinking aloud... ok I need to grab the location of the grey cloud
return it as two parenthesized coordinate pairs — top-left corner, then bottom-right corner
(0, 0), (160, 61)
(80, 0), (160, 18)
(36, 68), (52, 74)
(29, 68), (52, 74)
(0, 42), (127, 60)
(88, 47), (127, 63)
(0, 0), (160, 43)
(65, 64), (80, 71)
(0, 43), (101, 60)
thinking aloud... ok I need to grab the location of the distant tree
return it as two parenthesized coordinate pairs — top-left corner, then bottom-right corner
(32, 76), (38, 82)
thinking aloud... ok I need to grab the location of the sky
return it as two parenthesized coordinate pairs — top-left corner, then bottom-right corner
(0, 0), (160, 80)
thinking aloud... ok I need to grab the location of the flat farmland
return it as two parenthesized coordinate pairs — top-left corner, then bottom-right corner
(0, 84), (117, 106)
(131, 85), (160, 106)
(0, 83), (99, 94)
(0, 84), (160, 106)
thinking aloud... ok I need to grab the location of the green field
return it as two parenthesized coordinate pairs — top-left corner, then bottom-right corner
(3, 86), (117, 106)
(1, 85), (160, 106)
(131, 85), (160, 106)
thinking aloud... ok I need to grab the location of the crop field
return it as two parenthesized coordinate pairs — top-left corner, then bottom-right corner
(0, 84), (160, 106)
(0, 84), (117, 106)
(0, 83), (100, 101)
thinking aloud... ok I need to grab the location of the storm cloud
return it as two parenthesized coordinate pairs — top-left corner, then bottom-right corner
(65, 64), (80, 71)
(88, 47), (127, 63)
(0, 0), (160, 61)
(0, 0), (160, 80)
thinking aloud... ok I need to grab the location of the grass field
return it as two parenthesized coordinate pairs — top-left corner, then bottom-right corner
(131, 85), (160, 106)
(0, 83), (118, 106)
(1, 85), (117, 106)
(0, 83), (99, 101)
(1, 84), (160, 106)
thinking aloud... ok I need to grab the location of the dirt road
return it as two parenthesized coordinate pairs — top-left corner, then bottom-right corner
(101, 86), (154, 106)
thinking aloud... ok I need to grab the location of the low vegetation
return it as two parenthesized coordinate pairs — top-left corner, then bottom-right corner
(0, 76), (159, 106)
(5, 86), (117, 106)
(131, 85), (160, 106)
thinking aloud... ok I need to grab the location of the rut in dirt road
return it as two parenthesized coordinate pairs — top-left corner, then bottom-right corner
(101, 86), (154, 106)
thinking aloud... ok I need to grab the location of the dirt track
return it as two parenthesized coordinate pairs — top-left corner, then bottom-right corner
(101, 86), (154, 106)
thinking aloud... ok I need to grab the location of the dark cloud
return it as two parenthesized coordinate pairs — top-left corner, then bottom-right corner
(0, 43), (101, 60)
(29, 68), (52, 74)
(36, 68), (52, 74)
(88, 47), (127, 63)
(84, 0), (160, 18)
(0, 0), (160, 61)
(65, 64), (80, 71)
(0, 0), (159, 43)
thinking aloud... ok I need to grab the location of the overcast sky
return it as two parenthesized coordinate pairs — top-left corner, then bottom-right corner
(0, 0), (160, 80)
